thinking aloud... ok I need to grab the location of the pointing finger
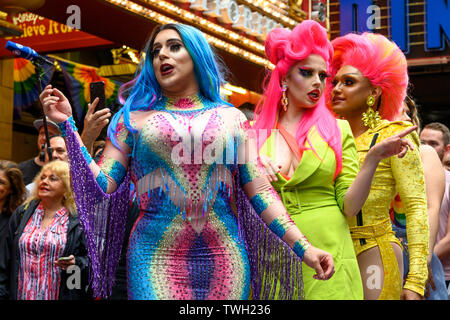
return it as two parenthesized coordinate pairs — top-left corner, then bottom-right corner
(394, 125), (417, 139)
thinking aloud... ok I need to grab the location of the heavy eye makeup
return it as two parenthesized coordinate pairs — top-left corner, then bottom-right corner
(151, 40), (183, 58)
(319, 72), (329, 81)
(299, 67), (313, 77)
(332, 75), (355, 87)
(299, 68), (329, 81)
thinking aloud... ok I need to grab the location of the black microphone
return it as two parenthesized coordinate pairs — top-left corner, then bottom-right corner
(39, 143), (46, 162)
(5, 41), (53, 66)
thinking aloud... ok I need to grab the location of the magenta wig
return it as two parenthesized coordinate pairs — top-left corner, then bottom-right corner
(328, 32), (408, 121)
(253, 20), (343, 179)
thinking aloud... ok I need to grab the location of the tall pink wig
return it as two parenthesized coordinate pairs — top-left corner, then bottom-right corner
(253, 20), (343, 179)
(328, 32), (408, 121)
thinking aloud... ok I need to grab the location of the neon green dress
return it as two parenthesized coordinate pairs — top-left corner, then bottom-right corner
(259, 119), (363, 299)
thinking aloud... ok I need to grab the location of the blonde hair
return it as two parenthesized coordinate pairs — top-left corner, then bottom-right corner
(24, 160), (76, 214)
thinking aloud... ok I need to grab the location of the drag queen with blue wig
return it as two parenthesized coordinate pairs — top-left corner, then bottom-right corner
(39, 24), (335, 300)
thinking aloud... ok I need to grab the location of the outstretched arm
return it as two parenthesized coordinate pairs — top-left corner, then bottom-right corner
(40, 84), (130, 193)
(342, 125), (417, 217)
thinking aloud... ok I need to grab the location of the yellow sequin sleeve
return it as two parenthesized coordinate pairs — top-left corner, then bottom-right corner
(391, 129), (429, 296)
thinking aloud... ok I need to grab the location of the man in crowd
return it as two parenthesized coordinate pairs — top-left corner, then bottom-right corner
(18, 117), (60, 185)
(420, 122), (450, 164)
(420, 122), (450, 293)
(25, 135), (68, 194)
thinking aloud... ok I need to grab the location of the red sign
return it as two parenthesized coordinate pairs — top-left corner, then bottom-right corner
(0, 12), (114, 58)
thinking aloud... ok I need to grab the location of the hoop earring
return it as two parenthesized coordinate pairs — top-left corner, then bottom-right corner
(281, 84), (288, 112)
(362, 95), (381, 129)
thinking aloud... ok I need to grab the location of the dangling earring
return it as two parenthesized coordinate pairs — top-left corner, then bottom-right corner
(281, 84), (288, 112)
(362, 95), (381, 129)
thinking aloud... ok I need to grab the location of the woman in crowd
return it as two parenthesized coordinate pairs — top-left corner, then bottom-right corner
(391, 96), (447, 299)
(329, 32), (429, 299)
(0, 160), (26, 247)
(0, 160), (88, 300)
(39, 23), (335, 300)
(253, 20), (416, 299)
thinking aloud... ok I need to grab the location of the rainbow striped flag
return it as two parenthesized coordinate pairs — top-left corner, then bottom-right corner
(13, 57), (54, 117)
(57, 58), (122, 123)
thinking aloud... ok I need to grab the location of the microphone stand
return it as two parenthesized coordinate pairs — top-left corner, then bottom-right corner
(33, 60), (53, 162)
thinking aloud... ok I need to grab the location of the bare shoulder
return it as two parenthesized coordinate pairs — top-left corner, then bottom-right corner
(419, 144), (437, 155)
(419, 144), (442, 166)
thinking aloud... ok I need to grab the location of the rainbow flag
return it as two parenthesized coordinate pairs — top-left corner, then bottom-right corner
(13, 57), (54, 117)
(57, 59), (122, 123)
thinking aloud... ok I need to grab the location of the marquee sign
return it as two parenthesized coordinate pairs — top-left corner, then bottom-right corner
(102, 0), (311, 67)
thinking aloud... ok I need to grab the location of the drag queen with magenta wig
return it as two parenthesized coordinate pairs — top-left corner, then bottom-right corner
(39, 23), (335, 300)
(253, 20), (418, 299)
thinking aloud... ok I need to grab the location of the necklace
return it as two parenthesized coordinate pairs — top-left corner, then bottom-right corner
(154, 94), (221, 133)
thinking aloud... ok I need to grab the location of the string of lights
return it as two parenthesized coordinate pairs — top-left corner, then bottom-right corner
(106, 0), (268, 54)
(141, 0), (269, 52)
(237, 0), (300, 26)
(104, 0), (275, 68)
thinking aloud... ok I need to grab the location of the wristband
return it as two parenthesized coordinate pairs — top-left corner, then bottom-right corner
(293, 236), (311, 259)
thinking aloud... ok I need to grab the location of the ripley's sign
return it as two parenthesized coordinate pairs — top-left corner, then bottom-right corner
(339, 0), (450, 53)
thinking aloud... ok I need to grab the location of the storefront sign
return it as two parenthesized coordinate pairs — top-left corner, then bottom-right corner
(339, 0), (450, 53)
(425, 0), (450, 51)
(0, 12), (113, 58)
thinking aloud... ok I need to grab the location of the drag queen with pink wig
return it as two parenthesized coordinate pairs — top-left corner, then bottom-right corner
(253, 20), (417, 299)
(329, 32), (429, 299)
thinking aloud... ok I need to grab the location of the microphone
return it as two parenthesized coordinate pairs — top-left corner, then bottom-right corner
(5, 41), (53, 66)
(39, 143), (46, 163)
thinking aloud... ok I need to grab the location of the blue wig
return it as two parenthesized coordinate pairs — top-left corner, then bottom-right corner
(108, 23), (231, 151)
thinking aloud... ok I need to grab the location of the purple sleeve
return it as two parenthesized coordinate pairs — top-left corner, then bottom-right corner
(63, 119), (130, 298)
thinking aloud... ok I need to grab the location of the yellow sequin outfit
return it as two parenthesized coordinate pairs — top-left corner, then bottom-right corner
(349, 120), (429, 299)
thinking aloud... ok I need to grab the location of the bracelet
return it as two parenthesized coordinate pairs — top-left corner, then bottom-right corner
(58, 116), (77, 137)
(293, 236), (311, 259)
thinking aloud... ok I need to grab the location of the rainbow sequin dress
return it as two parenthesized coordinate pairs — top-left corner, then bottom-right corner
(62, 94), (308, 300)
